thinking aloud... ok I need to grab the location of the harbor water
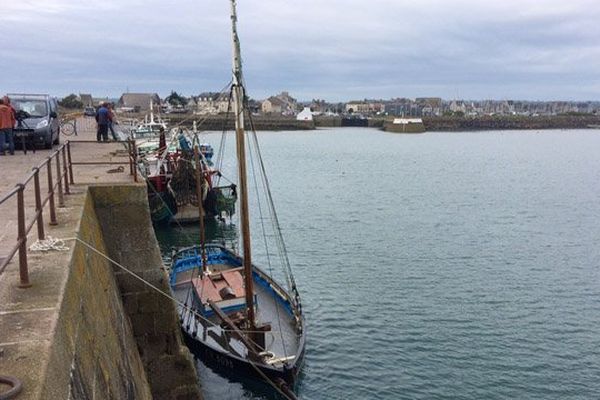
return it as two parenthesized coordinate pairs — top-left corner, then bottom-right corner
(155, 128), (600, 400)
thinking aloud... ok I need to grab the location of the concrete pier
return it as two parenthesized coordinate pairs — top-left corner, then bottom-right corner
(0, 118), (201, 399)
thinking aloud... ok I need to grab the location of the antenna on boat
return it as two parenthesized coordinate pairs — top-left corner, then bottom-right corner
(230, 0), (256, 332)
(150, 99), (155, 124)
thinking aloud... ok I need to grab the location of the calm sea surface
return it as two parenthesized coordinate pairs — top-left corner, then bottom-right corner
(155, 128), (600, 400)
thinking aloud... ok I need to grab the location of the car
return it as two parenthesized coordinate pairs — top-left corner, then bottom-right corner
(83, 106), (96, 117)
(8, 93), (60, 149)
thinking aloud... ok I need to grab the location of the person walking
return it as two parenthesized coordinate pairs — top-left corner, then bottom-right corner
(0, 97), (16, 155)
(107, 103), (118, 141)
(95, 102), (111, 142)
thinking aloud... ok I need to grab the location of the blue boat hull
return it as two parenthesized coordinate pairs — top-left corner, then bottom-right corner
(171, 245), (306, 392)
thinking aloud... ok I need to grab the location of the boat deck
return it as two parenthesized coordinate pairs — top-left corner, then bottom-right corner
(172, 275), (300, 365)
(255, 282), (299, 362)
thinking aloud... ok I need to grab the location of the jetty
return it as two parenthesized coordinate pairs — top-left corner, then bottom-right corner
(0, 119), (201, 399)
(383, 118), (426, 133)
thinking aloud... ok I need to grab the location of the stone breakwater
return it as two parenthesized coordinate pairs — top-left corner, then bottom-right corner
(123, 112), (600, 132)
(421, 115), (600, 131)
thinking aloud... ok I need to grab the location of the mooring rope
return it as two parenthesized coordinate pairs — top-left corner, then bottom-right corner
(43, 236), (287, 337)
(29, 236), (70, 252)
(57, 236), (296, 400)
(0, 374), (23, 400)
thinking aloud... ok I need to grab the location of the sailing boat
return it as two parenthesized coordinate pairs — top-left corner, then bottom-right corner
(169, 0), (305, 394)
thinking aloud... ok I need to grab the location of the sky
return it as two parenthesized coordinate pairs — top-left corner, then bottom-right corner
(1, 0), (599, 102)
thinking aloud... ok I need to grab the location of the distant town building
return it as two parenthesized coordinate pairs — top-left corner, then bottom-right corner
(449, 101), (467, 114)
(308, 99), (329, 114)
(117, 93), (160, 112)
(78, 94), (93, 107)
(262, 97), (285, 114)
(415, 97), (442, 116)
(345, 100), (385, 115)
(261, 91), (298, 115)
(195, 92), (230, 115)
(384, 98), (412, 116)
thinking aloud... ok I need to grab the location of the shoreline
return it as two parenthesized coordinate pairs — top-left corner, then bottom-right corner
(420, 115), (600, 131)
(70, 109), (600, 132)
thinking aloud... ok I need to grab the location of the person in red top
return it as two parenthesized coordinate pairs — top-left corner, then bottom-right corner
(0, 96), (16, 155)
(2, 96), (16, 118)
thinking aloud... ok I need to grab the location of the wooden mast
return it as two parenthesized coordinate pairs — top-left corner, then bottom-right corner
(193, 146), (207, 272)
(230, 0), (256, 331)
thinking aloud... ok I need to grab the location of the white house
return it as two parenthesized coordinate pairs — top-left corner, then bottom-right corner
(296, 107), (313, 121)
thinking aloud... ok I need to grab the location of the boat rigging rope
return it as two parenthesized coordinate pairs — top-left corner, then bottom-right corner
(0, 374), (23, 400)
(109, 129), (233, 336)
(245, 112), (289, 360)
(56, 235), (286, 339)
(214, 87), (234, 183)
(164, 80), (233, 133)
(247, 112), (298, 299)
(132, 81), (235, 235)
(132, 136), (238, 316)
(43, 235), (296, 400)
(121, 81), (298, 398)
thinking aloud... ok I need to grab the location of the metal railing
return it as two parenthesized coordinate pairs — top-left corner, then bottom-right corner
(0, 140), (138, 288)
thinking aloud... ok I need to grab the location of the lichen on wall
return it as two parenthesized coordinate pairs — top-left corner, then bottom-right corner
(40, 185), (201, 400)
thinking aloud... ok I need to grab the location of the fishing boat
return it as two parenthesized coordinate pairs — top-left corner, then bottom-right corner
(142, 132), (236, 224)
(169, 1), (305, 395)
(130, 99), (168, 139)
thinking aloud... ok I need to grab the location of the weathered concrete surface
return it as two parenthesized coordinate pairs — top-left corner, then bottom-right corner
(91, 185), (201, 399)
(40, 185), (153, 399)
(0, 118), (201, 399)
(0, 116), (133, 258)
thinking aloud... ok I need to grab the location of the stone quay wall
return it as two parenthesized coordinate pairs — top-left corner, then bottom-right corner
(32, 185), (201, 399)
(90, 185), (201, 399)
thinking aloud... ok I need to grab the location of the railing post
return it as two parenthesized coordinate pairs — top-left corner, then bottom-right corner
(33, 167), (45, 240)
(17, 184), (31, 288)
(47, 158), (58, 225)
(128, 139), (133, 176)
(67, 141), (74, 184)
(132, 140), (138, 182)
(62, 146), (70, 194)
(55, 151), (65, 207)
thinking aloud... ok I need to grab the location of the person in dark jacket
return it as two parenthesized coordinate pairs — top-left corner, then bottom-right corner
(95, 103), (111, 142)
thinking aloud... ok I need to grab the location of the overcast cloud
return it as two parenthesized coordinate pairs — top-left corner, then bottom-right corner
(1, 0), (599, 101)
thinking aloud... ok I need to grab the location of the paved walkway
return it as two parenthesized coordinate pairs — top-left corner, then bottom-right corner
(0, 117), (133, 254)
(0, 116), (139, 399)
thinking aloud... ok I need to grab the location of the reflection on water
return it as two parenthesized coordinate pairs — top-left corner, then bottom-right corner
(154, 218), (239, 260)
(154, 128), (600, 400)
